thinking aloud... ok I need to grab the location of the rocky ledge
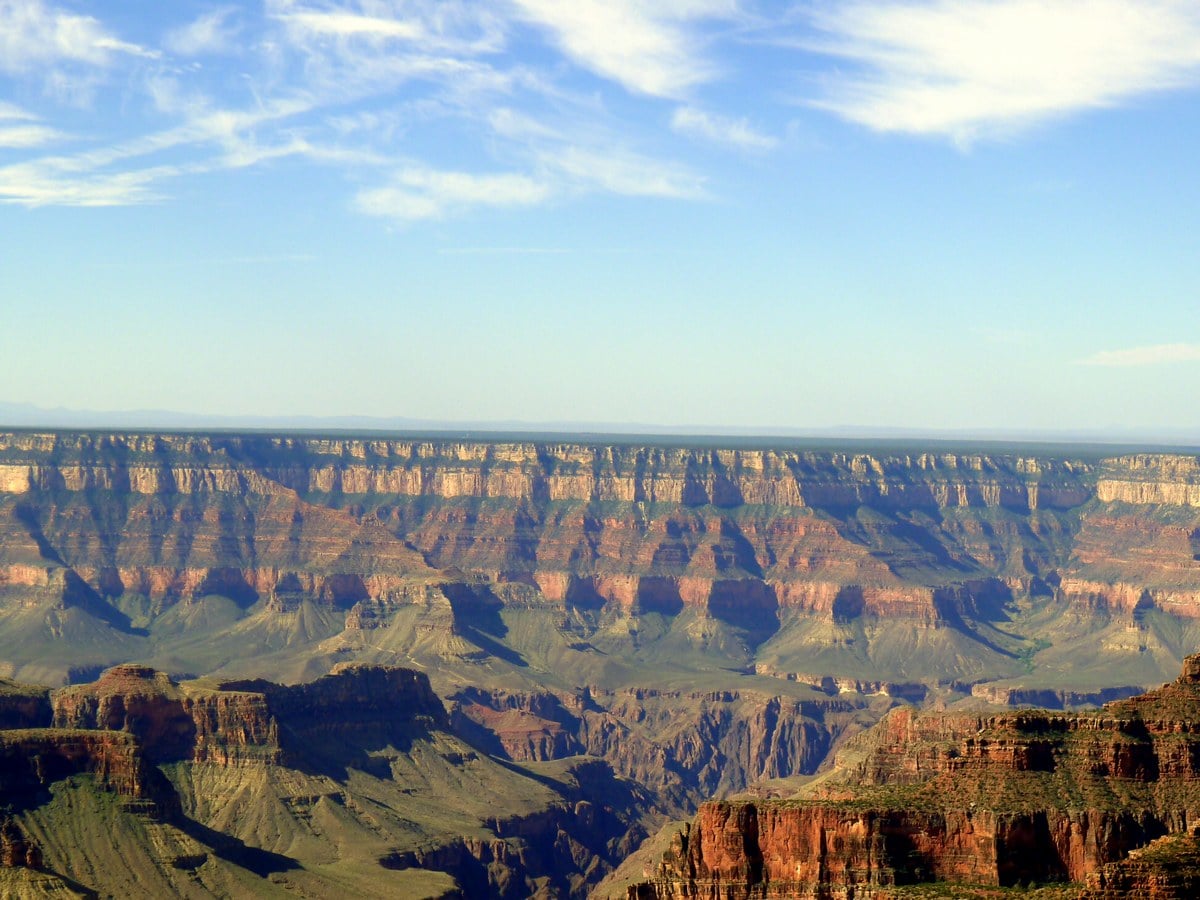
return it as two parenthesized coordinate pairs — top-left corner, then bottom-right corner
(48, 662), (447, 765)
(626, 655), (1200, 899)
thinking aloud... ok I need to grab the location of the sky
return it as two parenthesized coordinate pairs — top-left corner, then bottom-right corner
(1, 0), (1199, 438)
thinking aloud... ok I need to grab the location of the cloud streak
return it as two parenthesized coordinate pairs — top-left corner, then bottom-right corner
(511, 0), (737, 98)
(0, 123), (64, 148)
(355, 167), (551, 220)
(1077, 343), (1200, 367)
(671, 105), (776, 150)
(164, 8), (240, 57)
(0, 0), (156, 72)
(804, 0), (1200, 143)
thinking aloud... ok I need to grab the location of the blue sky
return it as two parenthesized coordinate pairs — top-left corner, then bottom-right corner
(2, 0), (1199, 436)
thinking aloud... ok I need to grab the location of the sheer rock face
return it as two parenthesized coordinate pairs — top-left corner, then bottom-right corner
(629, 656), (1200, 899)
(53, 665), (198, 761)
(0, 728), (160, 802)
(2, 434), (1200, 693)
(0, 680), (50, 729)
(0, 664), (649, 898)
(3, 433), (1198, 629)
(46, 663), (446, 765)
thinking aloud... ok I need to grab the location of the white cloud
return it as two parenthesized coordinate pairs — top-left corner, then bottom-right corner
(488, 107), (562, 142)
(355, 167), (551, 219)
(670, 105), (776, 150)
(511, 0), (738, 97)
(0, 160), (177, 206)
(0, 101), (36, 121)
(0, 2), (717, 215)
(0, 124), (64, 148)
(165, 8), (240, 57)
(279, 10), (423, 41)
(541, 145), (706, 198)
(0, 95), (320, 207)
(270, 0), (505, 54)
(0, 0), (155, 72)
(804, 0), (1200, 144)
(1077, 343), (1200, 367)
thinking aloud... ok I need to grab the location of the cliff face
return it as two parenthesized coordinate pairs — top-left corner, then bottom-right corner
(628, 656), (1200, 899)
(0, 433), (1195, 646)
(0, 434), (1109, 627)
(47, 662), (447, 766)
(0, 679), (50, 729)
(0, 728), (166, 807)
(450, 686), (867, 813)
(0, 663), (655, 898)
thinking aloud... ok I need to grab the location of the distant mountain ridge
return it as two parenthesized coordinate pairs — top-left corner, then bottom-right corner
(3, 400), (1197, 447)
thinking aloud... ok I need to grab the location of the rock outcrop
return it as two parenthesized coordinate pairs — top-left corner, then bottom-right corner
(0, 679), (50, 729)
(0, 663), (653, 898)
(45, 662), (447, 766)
(0, 818), (40, 870)
(450, 685), (870, 814)
(627, 655), (1200, 898)
(0, 728), (166, 806)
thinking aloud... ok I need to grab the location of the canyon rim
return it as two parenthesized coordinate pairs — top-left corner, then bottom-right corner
(0, 429), (1199, 896)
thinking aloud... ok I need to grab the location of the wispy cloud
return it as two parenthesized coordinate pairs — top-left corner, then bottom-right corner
(0, 101), (36, 121)
(164, 8), (240, 57)
(270, 0), (505, 56)
(488, 105), (707, 201)
(0, 94), (318, 206)
(671, 105), (776, 150)
(0, 1), (721, 216)
(1077, 343), (1200, 367)
(541, 145), (706, 199)
(278, 10), (424, 41)
(0, 123), (64, 148)
(355, 167), (551, 220)
(0, 160), (178, 206)
(0, 0), (156, 72)
(804, 0), (1200, 144)
(511, 0), (738, 98)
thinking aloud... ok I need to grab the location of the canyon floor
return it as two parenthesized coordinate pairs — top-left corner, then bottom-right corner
(1, 430), (1200, 897)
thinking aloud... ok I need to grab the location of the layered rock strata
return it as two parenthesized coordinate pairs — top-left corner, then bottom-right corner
(0, 663), (651, 898)
(2, 432), (1197, 636)
(628, 655), (1200, 898)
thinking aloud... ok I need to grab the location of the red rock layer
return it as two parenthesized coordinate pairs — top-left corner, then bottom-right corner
(0, 433), (1118, 626)
(630, 656), (1200, 898)
(0, 818), (41, 869)
(0, 728), (159, 801)
(47, 662), (446, 766)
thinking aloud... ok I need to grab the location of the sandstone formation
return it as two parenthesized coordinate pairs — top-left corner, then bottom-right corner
(448, 685), (876, 813)
(1, 432), (1199, 698)
(0, 663), (652, 897)
(0, 432), (1196, 683)
(625, 655), (1200, 898)
(0, 678), (50, 729)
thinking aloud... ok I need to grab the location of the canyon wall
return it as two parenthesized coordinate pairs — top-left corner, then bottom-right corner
(0, 663), (654, 898)
(1, 432), (1196, 633)
(625, 656), (1200, 898)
